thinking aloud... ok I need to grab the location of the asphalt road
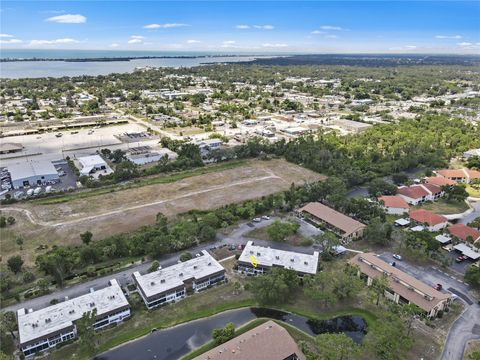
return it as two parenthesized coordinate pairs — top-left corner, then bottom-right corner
(379, 252), (480, 360)
(3, 217), (321, 313)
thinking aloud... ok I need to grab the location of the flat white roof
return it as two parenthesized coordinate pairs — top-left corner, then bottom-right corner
(410, 225), (425, 232)
(238, 241), (319, 275)
(8, 160), (58, 182)
(435, 234), (451, 244)
(395, 218), (410, 226)
(454, 244), (480, 260)
(17, 279), (128, 346)
(78, 155), (107, 168)
(133, 250), (224, 298)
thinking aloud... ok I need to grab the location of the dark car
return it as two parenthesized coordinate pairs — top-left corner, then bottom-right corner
(434, 283), (442, 291)
(456, 255), (467, 263)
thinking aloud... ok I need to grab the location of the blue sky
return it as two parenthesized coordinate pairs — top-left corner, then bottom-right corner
(1, 1), (479, 53)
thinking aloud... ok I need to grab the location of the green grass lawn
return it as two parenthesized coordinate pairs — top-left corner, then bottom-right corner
(414, 199), (469, 215)
(35, 160), (248, 205)
(466, 185), (480, 198)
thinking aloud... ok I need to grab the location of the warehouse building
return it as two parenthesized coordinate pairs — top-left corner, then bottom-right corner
(78, 155), (110, 176)
(8, 160), (59, 189)
(17, 279), (130, 357)
(349, 253), (452, 318)
(238, 241), (319, 276)
(133, 250), (225, 309)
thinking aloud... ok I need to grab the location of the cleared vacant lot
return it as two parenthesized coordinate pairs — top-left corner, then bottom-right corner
(0, 159), (325, 264)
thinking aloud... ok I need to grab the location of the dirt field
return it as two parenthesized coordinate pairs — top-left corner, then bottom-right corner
(0, 159), (325, 264)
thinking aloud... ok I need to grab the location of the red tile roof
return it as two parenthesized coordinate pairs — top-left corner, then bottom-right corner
(378, 196), (409, 209)
(397, 185), (429, 199)
(448, 224), (480, 242)
(409, 209), (448, 226)
(425, 176), (456, 187)
(422, 183), (442, 194)
(436, 169), (467, 178)
(436, 168), (480, 180)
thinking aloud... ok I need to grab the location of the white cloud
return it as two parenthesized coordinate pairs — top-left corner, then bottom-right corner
(311, 30), (326, 35)
(0, 38), (23, 44)
(109, 43), (120, 48)
(236, 25), (250, 29)
(261, 43), (288, 48)
(457, 42), (472, 46)
(0, 33), (14, 38)
(320, 25), (343, 31)
(389, 45), (418, 51)
(435, 35), (462, 39)
(221, 40), (237, 48)
(143, 23), (189, 29)
(30, 38), (79, 45)
(186, 39), (201, 44)
(253, 24), (274, 30)
(46, 14), (86, 24)
(128, 35), (145, 44)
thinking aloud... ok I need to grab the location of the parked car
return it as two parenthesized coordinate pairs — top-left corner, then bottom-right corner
(390, 261), (396, 267)
(456, 255), (467, 263)
(434, 283), (443, 291)
(392, 254), (402, 260)
(261, 215), (270, 220)
(252, 217), (261, 222)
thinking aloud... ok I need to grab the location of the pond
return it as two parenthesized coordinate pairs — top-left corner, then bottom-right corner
(96, 307), (367, 360)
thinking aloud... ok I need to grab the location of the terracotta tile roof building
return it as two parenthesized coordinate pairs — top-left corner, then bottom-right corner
(193, 320), (306, 360)
(378, 196), (409, 215)
(448, 224), (480, 243)
(409, 209), (448, 232)
(349, 253), (452, 317)
(425, 176), (456, 187)
(297, 202), (366, 240)
(436, 168), (480, 184)
(397, 184), (443, 205)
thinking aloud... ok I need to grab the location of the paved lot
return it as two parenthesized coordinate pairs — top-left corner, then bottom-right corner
(0, 122), (152, 167)
(443, 249), (474, 274)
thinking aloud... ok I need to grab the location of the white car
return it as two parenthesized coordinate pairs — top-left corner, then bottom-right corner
(392, 254), (402, 261)
(252, 218), (261, 222)
(261, 215), (270, 220)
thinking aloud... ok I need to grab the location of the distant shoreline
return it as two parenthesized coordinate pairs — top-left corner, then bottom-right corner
(0, 54), (259, 63)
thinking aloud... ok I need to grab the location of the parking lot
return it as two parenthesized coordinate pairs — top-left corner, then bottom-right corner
(443, 247), (475, 273)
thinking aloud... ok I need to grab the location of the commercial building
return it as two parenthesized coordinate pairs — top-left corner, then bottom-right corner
(78, 155), (109, 176)
(297, 202), (366, 240)
(193, 320), (306, 360)
(17, 279), (130, 357)
(194, 138), (223, 151)
(409, 209), (448, 232)
(133, 250), (225, 309)
(238, 241), (319, 276)
(349, 253), (452, 318)
(397, 184), (443, 205)
(0, 142), (23, 154)
(8, 160), (59, 189)
(378, 195), (409, 215)
(126, 147), (177, 166)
